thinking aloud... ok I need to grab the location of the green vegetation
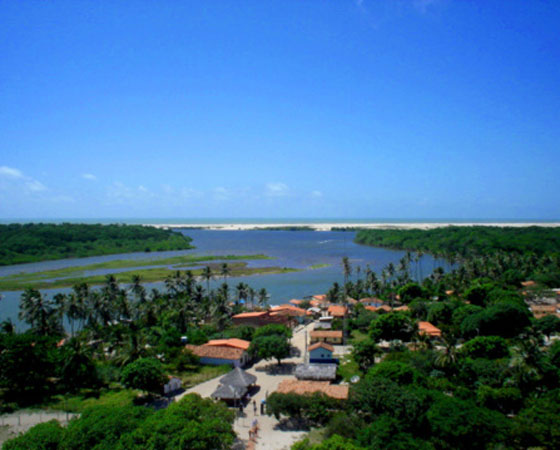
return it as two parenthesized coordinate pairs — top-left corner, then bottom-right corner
(355, 225), (560, 257)
(0, 223), (195, 265)
(5, 394), (235, 450)
(249, 324), (292, 365)
(0, 255), (295, 291)
(309, 263), (331, 269)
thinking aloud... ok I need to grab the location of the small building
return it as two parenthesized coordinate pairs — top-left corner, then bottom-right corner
(276, 380), (349, 400)
(270, 305), (312, 324)
(418, 321), (442, 338)
(307, 306), (322, 318)
(365, 305), (392, 313)
(310, 330), (343, 345)
(309, 342), (337, 364)
(186, 344), (249, 367)
(232, 311), (294, 328)
(328, 305), (348, 318)
(206, 338), (251, 351)
(295, 364), (337, 381)
(211, 367), (257, 405)
(289, 299), (303, 306)
(531, 304), (560, 319)
(163, 376), (182, 395)
(359, 297), (384, 307)
(394, 305), (409, 312)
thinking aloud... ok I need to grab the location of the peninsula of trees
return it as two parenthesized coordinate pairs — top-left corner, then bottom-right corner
(0, 223), (194, 266)
(355, 226), (560, 257)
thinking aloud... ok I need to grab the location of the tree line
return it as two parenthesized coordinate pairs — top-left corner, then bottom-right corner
(0, 223), (194, 265)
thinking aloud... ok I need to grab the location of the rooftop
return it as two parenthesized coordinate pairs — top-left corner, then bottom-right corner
(276, 380), (349, 400)
(186, 344), (245, 360)
(328, 305), (348, 317)
(310, 330), (343, 338)
(232, 311), (268, 319)
(418, 321), (442, 337)
(206, 338), (251, 351)
(295, 364), (337, 381)
(308, 342), (334, 352)
(219, 367), (257, 388)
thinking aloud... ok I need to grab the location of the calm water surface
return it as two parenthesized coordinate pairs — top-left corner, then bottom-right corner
(0, 230), (445, 330)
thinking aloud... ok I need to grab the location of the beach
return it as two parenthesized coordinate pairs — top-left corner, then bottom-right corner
(149, 222), (560, 231)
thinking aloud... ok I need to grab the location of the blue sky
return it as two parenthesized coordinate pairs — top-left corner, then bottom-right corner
(1, 0), (559, 220)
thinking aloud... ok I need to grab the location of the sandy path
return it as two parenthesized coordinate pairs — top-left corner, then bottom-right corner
(0, 410), (77, 445)
(180, 323), (313, 450)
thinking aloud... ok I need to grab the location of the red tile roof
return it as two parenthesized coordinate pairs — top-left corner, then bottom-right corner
(232, 311), (268, 319)
(308, 342), (334, 352)
(418, 321), (442, 337)
(206, 338), (251, 351)
(310, 330), (343, 339)
(289, 299), (303, 305)
(328, 305), (348, 317)
(276, 380), (348, 400)
(186, 344), (245, 360)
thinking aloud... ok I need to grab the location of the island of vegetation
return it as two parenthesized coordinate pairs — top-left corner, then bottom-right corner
(0, 223), (194, 266)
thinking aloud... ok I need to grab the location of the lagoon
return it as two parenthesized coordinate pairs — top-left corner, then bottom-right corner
(0, 229), (446, 330)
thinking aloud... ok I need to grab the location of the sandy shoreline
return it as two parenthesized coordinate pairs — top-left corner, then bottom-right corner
(149, 222), (560, 231)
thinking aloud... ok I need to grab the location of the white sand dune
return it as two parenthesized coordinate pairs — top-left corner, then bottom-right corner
(149, 222), (560, 231)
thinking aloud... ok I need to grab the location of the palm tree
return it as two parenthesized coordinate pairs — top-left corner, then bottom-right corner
(257, 288), (269, 308)
(342, 257), (352, 285)
(202, 266), (214, 295)
(235, 282), (249, 307)
(19, 288), (60, 336)
(221, 263), (231, 284)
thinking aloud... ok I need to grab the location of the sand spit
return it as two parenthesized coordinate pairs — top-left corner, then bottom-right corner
(148, 222), (560, 231)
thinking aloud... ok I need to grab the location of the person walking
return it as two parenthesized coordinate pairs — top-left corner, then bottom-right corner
(253, 400), (257, 415)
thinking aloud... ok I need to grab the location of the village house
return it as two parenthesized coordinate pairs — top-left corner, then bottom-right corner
(530, 304), (560, 319)
(295, 363), (337, 381)
(276, 379), (349, 400)
(327, 305), (348, 318)
(163, 375), (182, 395)
(359, 297), (384, 307)
(310, 330), (343, 345)
(231, 310), (294, 327)
(186, 343), (250, 367)
(308, 342), (337, 364)
(418, 321), (442, 338)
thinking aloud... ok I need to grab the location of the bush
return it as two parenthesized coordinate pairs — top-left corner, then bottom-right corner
(120, 358), (166, 395)
(460, 336), (509, 359)
(3, 420), (64, 450)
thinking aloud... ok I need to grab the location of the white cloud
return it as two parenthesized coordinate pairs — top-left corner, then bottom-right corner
(26, 180), (47, 192)
(0, 166), (24, 178)
(265, 182), (289, 197)
(82, 173), (97, 181)
(0, 166), (47, 192)
(311, 190), (323, 198)
(213, 187), (230, 201)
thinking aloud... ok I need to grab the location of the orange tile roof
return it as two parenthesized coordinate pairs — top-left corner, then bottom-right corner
(206, 338), (251, 351)
(445, 290), (455, 296)
(418, 321), (442, 337)
(270, 305), (310, 316)
(312, 294), (328, 302)
(310, 330), (343, 339)
(232, 311), (268, 319)
(276, 380), (348, 400)
(289, 299), (303, 305)
(308, 342), (334, 352)
(186, 344), (245, 360)
(359, 297), (384, 304)
(521, 280), (536, 287)
(328, 305), (348, 317)
(394, 305), (409, 311)
(365, 305), (392, 312)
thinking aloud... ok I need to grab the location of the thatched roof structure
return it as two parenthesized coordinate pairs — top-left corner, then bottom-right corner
(211, 383), (247, 400)
(219, 367), (257, 389)
(295, 364), (337, 381)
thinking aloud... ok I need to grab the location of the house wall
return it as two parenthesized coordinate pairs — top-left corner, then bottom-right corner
(199, 356), (241, 367)
(310, 347), (333, 360)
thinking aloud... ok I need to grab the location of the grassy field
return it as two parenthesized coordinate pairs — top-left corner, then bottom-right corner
(0, 261), (299, 291)
(176, 365), (231, 389)
(45, 388), (140, 413)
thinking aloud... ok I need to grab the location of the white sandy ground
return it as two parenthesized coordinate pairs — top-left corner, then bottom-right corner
(177, 323), (316, 450)
(0, 411), (77, 445)
(149, 222), (560, 231)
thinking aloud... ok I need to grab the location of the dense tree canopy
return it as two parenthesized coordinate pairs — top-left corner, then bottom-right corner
(0, 223), (193, 265)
